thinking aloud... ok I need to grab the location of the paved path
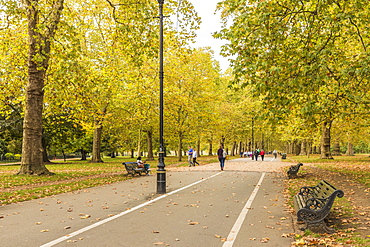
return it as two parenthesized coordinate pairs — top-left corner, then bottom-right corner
(1, 157), (296, 247)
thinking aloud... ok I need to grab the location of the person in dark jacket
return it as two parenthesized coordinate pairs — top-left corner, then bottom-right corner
(217, 145), (226, 171)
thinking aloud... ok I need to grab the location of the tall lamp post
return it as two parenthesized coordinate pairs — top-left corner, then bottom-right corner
(156, 0), (166, 194)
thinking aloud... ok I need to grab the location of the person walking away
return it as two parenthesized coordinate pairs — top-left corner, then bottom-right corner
(254, 149), (260, 161)
(187, 146), (194, 167)
(192, 149), (200, 165)
(273, 150), (277, 159)
(217, 145), (226, 171)
(260, 149), (265, 161)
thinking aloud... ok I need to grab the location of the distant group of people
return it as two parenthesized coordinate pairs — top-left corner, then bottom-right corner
(241, 149), (278, 161)
(185, 146), (279, 171)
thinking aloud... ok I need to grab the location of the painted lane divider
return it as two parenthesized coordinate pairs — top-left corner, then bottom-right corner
(222, 172), (266, 247)
(40, 171), (224, 247)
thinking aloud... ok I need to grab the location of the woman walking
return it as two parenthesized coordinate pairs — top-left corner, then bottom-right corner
(217, 145), (226, 171)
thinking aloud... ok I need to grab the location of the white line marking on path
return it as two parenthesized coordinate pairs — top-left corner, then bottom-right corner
(222, 172), (266, 247)
(40, 171), (224, 247)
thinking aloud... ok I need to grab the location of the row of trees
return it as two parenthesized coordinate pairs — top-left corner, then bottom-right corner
(1, 0), (263, 175)
(1, 0), (369, 176)
(215, 0), (370, 158)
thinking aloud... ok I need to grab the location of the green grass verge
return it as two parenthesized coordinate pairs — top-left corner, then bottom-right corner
(0, 155), (219, 205)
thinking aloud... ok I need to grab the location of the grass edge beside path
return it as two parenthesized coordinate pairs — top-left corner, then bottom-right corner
(0, 155), (221, 205)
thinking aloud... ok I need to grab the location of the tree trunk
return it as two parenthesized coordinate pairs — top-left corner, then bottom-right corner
(299, 140), (307, 155)
(208, 140), (213, 155)
(91, 119), (104, 163)
(81, 148), (87, 160)
(42, 135), (51, 163)
(137, 129), (142, 157)
(197, 138), (201, 157)
(177, 131), (183, 161)
(231, 141), (236, 156)
(333, 141), (342, 156)
(320, 120), (333, 159)
(346, 142), (354, 156)
(146, 130), (154, 161)
(18, 0), (64, 175)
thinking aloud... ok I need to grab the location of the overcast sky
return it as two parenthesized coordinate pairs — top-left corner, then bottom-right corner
(189, 0), (231, 71)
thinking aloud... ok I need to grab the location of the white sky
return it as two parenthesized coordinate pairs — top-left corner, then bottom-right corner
(189, 0), (231, 71)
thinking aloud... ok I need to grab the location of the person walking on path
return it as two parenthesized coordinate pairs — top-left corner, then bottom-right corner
(254, 148), (260, 161)
(187, 146), (194, 167)
(273, 150), (277, 159)
(192, 149), (200, 165)
(260, 149), (265, 161)
(217, 145), (226, 171)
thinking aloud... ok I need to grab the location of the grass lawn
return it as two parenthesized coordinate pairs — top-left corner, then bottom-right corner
(0, 155), (219, 205)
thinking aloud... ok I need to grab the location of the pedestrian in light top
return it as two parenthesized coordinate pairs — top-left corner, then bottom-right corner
(192, 149), (200, 166)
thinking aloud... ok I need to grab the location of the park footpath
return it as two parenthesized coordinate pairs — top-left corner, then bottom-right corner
(0, 157), (298, 247)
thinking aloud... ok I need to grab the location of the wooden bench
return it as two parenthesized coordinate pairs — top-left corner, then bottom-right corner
(294, 180), (344, 233)
(287, 163), (303, 179)
(123, 162), (151, 176)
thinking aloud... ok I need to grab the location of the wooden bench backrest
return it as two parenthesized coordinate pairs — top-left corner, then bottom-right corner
(312, 180), (337, 199)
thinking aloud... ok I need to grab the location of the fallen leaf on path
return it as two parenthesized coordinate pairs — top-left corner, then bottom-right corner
(153, 242), (164, 245)
(215, 235), (221, 238)
(152, 231), (160, 233)
(188, 221), (199, 225)
(260, 237), (269, 243)
(80, 214), (91, 219)
(36, 222), (42, 225)
(40, 229), (49, 232)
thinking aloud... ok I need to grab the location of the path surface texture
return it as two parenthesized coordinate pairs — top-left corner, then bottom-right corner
(1, 157), (297, 247)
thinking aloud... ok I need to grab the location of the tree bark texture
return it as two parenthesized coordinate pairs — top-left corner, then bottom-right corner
(299, 140), (307, 155)
(320, 120), (333, 159)
(177, 131), (183, 161)
(333, 141), (342, 156)
(346, 142), (354, 156)
(91, 119), (103, 163)
(208, 141), (212, 155)
(18, 0), (64, 175)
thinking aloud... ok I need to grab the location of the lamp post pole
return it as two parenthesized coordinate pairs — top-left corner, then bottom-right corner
(156, 0), (166, 194)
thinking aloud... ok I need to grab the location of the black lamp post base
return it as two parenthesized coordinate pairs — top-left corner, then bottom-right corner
(157, 170), (166, 194)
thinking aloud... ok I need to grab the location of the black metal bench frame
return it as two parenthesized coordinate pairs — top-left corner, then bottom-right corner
(123, 162), (151, 176)
(287, 163), (303, 179)
(294, 180), (344, 233)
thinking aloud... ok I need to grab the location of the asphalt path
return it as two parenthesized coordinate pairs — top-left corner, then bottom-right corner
(1, 156), (296, 247)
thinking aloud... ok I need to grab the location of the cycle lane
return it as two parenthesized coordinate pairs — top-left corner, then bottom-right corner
(1, 161), (295, 247)
(45, 171), (293, 246)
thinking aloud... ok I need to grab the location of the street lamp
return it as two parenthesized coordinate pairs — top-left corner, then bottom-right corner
(156, 0), (166, 194)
